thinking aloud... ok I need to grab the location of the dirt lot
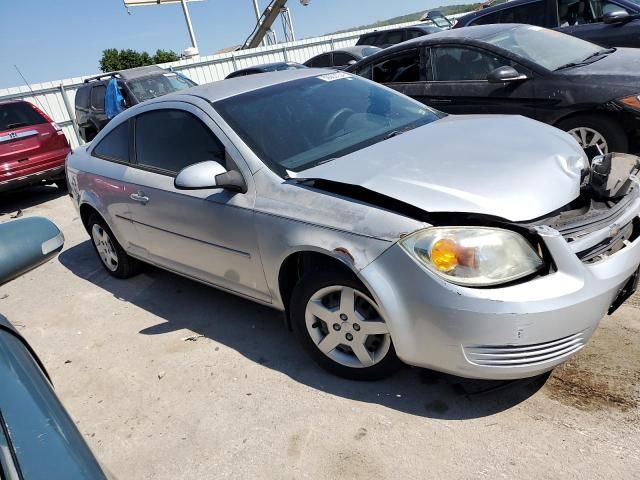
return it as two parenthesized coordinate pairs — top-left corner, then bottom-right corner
(1, 186), (639, 480)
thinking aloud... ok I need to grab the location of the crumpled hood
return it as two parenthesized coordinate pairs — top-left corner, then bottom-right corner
(299, 115), (587, 222)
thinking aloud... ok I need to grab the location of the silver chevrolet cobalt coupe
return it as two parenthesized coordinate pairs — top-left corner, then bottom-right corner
(67, 69), (640, 380)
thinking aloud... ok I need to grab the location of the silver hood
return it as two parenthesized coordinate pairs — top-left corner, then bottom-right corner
(299, 115), (587, 222)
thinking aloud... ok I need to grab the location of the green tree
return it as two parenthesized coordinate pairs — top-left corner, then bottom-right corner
(152, 49), (180, 64)
(99, 48), (121, 72)
(98, 48), (180, 72)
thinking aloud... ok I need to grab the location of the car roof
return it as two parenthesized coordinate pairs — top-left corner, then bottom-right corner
(170, 68), (333, 103)
(391, 23), (520, 47)
(333, 46), (380, 56)
(240, 61), (299, 72)
(83, 65), (168, 84)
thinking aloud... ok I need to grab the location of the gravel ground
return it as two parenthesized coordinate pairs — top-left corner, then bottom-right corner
(1, 186), (639, 480)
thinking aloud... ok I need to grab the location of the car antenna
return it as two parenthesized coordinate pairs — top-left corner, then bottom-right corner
(13, 64), (47, 111)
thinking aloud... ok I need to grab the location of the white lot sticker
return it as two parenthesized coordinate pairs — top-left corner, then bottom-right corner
(317, 72), (352, 82)
(163, 72), (177, 77)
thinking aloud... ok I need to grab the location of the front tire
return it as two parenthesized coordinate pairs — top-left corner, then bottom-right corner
(290, 269), (402, 380)
(557, 114), (628, 154)
(87, 213), (140, 279)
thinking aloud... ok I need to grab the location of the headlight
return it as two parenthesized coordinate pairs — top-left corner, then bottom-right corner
(619, 95), (640, 110)
(399, 227), (544, 287)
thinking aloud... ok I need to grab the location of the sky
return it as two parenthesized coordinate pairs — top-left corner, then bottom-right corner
(0, 0), (471, 89)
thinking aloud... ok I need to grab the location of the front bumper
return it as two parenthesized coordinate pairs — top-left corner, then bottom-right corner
(360, 209), (640, 380)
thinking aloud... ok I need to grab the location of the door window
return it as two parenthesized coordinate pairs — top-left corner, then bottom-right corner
(90, 85), (105, 111)
(406, 29), (426, 40)
(358, 32), (383, 46)
(382, 30), (405, 46)
(332, 52), (357, 67)
(93, 122), (130, 162)
(588, 0), (628, 19)
(432, 47), (506, 81)
(471, 1), (546, 26)
(372, 50), (422, 83)
(309, 54), (331, 68)
(134, 110), (225, 175)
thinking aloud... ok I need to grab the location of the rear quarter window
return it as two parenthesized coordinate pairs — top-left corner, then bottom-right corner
(92, 121), (130, 163)
(0, 102), (46, 131)
(74, 87), (91, 109)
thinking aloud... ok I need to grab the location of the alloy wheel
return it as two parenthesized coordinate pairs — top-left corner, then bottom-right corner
(91, 224), (119, 272)
(304, 285), (391, 368)
(567, 127), (608, 154)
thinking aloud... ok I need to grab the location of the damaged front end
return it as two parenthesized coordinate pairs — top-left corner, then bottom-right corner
(522, 152), (640, 266)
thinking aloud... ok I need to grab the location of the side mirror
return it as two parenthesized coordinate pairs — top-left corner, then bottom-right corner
(174, 160), (247, 193)
(603, 10), (630, 24)
(0, 217), (64, 286)
(487, 66), (528, 83)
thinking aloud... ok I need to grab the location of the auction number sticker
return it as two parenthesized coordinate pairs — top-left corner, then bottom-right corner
(317, 72), (352, 82)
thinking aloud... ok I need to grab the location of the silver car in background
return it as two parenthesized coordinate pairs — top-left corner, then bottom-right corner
(66, 69), (640, 380)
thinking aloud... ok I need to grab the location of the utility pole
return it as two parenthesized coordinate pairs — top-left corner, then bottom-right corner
(180, 0), (199, 53)
(252, 0), (267, 46)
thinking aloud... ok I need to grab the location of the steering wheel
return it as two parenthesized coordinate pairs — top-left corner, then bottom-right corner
(323, 108), (356, 138)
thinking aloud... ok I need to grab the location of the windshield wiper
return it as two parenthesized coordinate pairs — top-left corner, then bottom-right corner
(5, 122), (29, 129)
(384, 130), (404, 140)
(555, 48), (615, 71)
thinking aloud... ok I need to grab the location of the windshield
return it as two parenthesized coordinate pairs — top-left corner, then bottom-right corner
(484, 25), (605, 71)
(126, 73), (196, 102)
(214, 73), (441, 174)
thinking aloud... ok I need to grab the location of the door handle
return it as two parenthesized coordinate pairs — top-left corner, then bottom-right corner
(130, 192), (150, 204)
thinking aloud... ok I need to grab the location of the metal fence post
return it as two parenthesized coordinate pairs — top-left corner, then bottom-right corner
(282, 44), (289, 62)
(231, 53), (239, 71)
(59, 84), (82, 145)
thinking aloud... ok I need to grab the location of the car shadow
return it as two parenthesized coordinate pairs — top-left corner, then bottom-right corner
(59, 240), (549, 420)
(0, 185), (66, 216)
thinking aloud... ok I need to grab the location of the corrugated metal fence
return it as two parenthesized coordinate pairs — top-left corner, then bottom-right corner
(0, 17), (461, 148)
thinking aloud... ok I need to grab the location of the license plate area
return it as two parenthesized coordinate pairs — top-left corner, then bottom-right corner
(609, 267), (640, 315)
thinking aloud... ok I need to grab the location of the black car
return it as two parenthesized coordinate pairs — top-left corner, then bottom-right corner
(356, 24), (442, 48)
(454, 0), (640, 47)
(225, 61), (306, 79)
(347, 24), (640, 154)
(0, 217), (109, 479)
(75, 65), (196, 142)
(303, 46), (382, 69)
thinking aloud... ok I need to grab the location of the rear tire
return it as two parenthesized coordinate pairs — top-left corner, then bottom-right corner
(87, 213), (141, 279)
(556, 114), (628, 154)
(290, 269), (402, 380)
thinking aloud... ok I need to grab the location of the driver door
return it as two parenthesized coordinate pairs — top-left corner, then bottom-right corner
(418, 45), (540, 119)
(556, 0), (640, 47)
(123, 102), (270, 302)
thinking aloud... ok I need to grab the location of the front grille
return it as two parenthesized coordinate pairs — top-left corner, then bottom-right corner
(575, 219), (637, 263)
(464, 332), (586, 367)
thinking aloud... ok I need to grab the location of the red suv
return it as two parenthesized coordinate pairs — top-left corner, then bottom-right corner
(0, 100), (70, 193)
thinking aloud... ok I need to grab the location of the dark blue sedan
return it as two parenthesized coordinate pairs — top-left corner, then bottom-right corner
(454, 0), (640, 47)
